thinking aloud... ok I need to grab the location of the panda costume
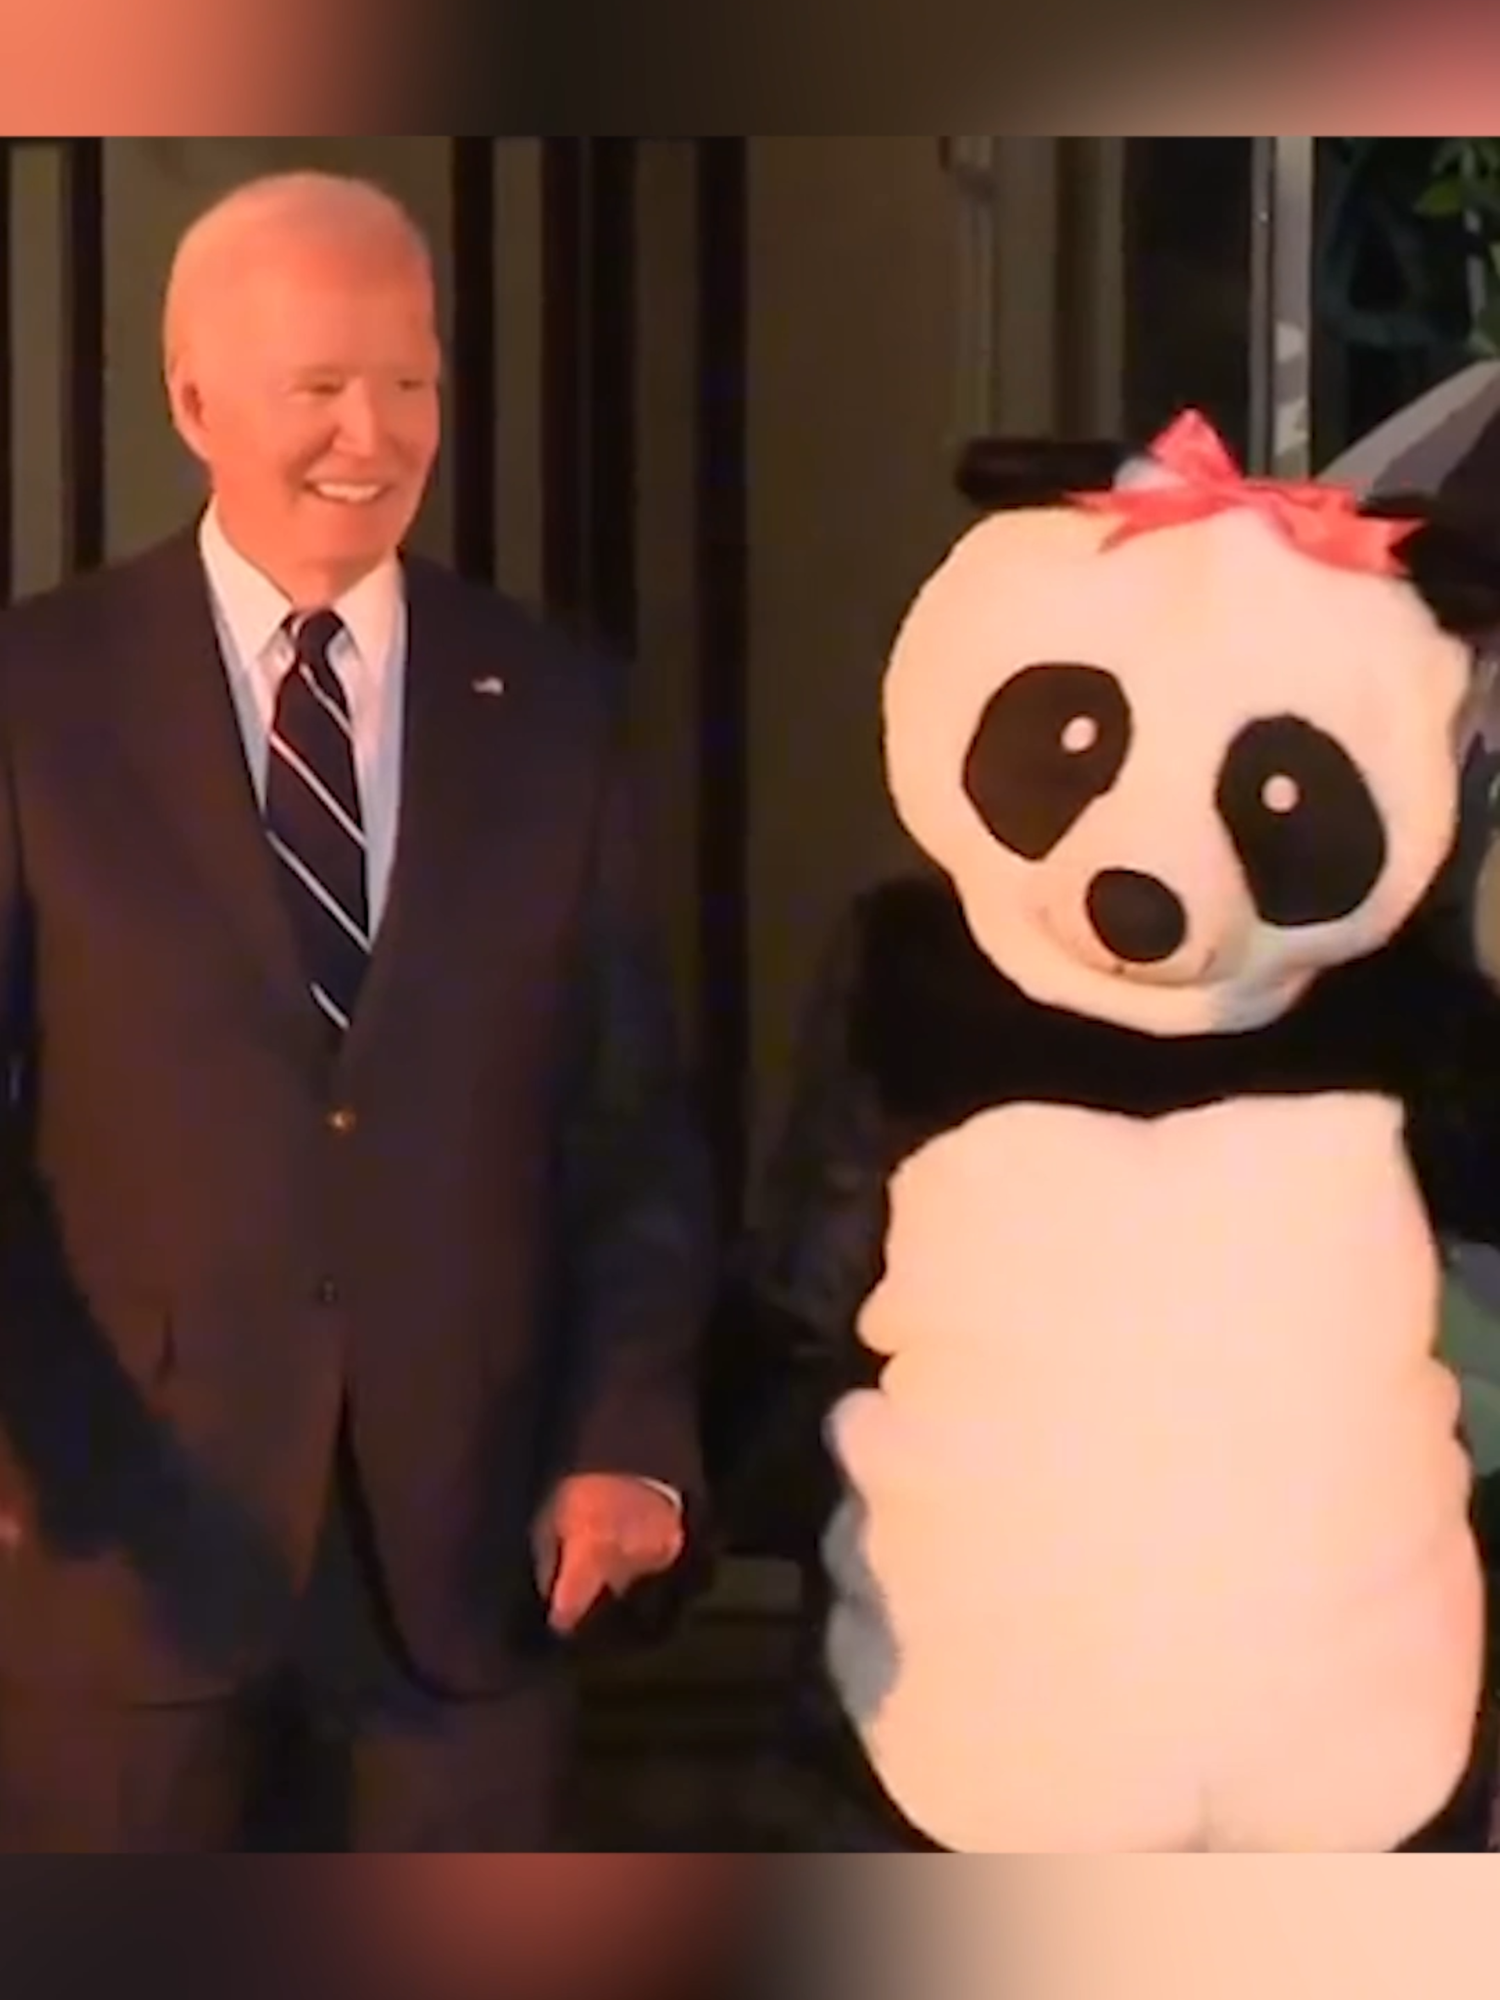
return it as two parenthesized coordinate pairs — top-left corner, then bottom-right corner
(723, 411), (1500, 1853)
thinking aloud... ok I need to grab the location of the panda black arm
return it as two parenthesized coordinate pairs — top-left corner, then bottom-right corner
(704, 870), (1046, 1552)
(702, 890), (894, 1559)
(1387, 908), (1500, 1247)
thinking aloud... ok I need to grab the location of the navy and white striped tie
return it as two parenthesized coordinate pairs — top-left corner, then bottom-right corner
(265, 609), (369, 1036)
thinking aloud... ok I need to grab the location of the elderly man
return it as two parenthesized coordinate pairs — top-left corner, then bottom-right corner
(0, 172), (712, 1851)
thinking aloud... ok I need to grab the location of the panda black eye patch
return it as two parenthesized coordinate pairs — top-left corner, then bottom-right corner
(962, 661), (1131, 859)
(1216, 715), (1388, 926)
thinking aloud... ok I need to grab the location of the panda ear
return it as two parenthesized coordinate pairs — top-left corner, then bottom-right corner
(955, 437), (1133, 512)
(1362, 490), (1500, 641)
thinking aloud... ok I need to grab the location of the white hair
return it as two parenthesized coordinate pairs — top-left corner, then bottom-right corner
(162, 171), (431, 371)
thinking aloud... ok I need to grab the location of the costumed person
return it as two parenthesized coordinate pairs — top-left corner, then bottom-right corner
(712, 410), (1500, 1853)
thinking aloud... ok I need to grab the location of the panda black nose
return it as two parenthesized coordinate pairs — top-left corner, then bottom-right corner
(1085, 869), (1187, 964)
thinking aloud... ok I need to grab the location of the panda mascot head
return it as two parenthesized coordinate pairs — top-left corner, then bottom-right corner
(883, 410), (1500, 1036)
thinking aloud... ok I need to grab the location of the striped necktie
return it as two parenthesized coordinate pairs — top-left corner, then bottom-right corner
(265, 609), (369, 1036)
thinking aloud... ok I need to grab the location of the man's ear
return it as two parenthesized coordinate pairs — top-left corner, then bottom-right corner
(164, 356), (210, 465)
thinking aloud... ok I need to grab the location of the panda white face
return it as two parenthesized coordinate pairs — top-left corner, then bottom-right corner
(883, 501), (1473, 1036)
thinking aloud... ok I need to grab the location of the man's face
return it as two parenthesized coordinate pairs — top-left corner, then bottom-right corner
(168, 225), (442, 599)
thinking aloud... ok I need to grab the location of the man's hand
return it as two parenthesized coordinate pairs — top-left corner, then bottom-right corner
(532, 1472), (686, 1634)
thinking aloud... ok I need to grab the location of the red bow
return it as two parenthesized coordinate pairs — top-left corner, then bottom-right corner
(1073, 410), (1420, 576)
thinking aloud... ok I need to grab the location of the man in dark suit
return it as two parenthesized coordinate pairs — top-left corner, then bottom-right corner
(0, 170), (713, 1850)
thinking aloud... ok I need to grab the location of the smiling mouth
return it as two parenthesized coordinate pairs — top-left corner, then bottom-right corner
(306, 480), (390, 504)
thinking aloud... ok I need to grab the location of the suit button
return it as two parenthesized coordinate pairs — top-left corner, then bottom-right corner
(315, 1278), (340, 1307)
(327, 1106), (357, 1136)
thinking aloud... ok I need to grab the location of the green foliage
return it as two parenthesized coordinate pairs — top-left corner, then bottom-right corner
(1412, 139), (1500, 356)
(1415, 139), (1500, 218)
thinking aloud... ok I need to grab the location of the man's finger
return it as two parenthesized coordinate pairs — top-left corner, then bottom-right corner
(547, 1536), (616, 1632)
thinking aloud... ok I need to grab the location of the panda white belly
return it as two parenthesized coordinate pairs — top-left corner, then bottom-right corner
(823, 1089), (1482, 1852)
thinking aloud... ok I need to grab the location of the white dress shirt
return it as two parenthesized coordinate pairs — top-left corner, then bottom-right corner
(198, 505), (407, 934)
(197, 508), (681, 1523)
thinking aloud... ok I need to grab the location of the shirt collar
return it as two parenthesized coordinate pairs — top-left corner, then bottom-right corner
(197, 505), (404, 691)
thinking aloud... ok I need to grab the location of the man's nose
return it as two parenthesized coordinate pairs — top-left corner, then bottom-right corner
(333, 382), (382, 456)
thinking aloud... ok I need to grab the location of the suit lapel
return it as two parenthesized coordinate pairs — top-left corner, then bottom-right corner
(110, 533), (320, 1053)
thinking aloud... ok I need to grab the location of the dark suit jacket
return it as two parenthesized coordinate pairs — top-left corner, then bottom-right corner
(0, 531), (714, 1700)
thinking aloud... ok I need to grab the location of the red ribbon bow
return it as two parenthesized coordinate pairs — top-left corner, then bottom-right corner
(1073, 410), (1419, 576)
